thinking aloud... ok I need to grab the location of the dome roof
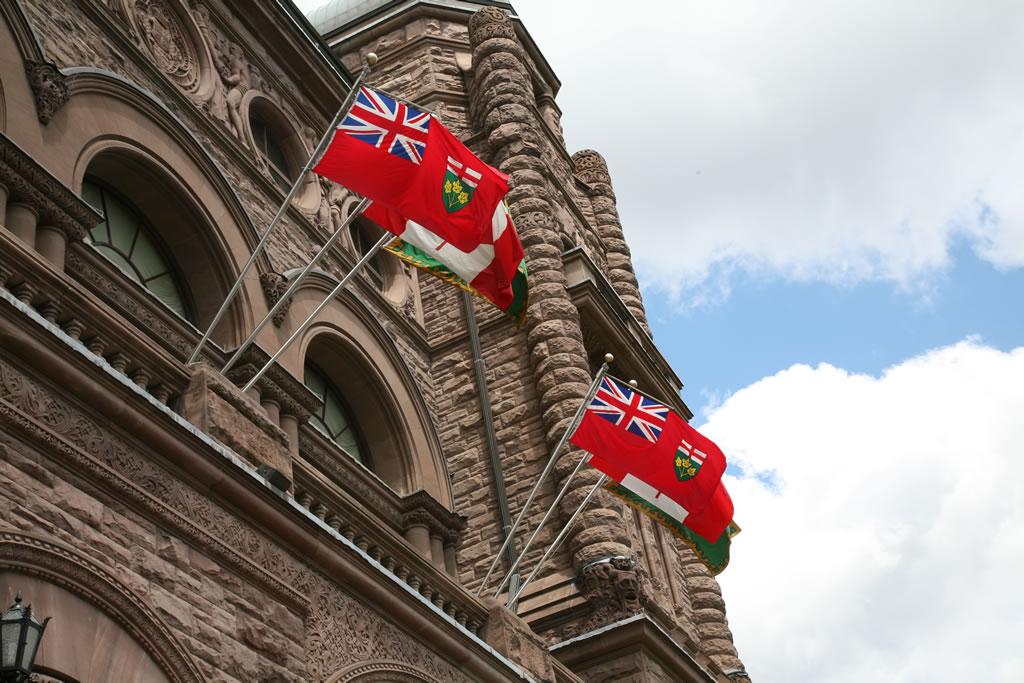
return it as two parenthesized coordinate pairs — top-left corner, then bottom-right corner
(305, 0), (395, 35)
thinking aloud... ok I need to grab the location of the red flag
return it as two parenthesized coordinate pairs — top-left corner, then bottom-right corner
(569, 376), (727, 522)
(313, 86), (508, 253)
(681, 481), (734, 544)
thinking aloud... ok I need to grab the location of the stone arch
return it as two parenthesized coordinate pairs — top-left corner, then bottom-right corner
(0, 528), (203, 683)
(241, 90), (319, 210)
(50, 69), (272, 346)
(279, 274), (452, 507)
(74, 137), (241, 334)
(326, 659), (446, 683)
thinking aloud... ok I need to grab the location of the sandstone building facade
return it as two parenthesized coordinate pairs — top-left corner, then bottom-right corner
(0, 0), (749, 680)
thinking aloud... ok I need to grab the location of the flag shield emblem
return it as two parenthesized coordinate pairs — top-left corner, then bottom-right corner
(674, 439), (705, 482)
(443, 156), (481, 212)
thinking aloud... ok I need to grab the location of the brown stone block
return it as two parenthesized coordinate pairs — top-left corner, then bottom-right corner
(182, 363), (292, 482)
(479, 598), (556, 682)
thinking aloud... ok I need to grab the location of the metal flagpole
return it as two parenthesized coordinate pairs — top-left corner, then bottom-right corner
(241, 232), (393, 393)
(187, 58), (376, 364)
(475, 354), (614, 597)
(221, 197), (372, 375)
(508, 474), (608, 609)
(492, 437), (596, 599)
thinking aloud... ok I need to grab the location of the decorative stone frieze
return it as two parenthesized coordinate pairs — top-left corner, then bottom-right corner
(0, 131), (98, 244)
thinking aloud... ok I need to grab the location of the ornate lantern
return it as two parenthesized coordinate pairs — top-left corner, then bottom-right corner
(0, 592), (50, 681)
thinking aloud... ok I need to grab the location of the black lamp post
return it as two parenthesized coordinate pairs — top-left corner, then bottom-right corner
(0, 592), (50, 682)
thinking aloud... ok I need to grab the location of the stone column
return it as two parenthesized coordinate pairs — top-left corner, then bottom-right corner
(403, 522), (432, 560)
(681, 548), (749, 678)
(572, 150), (650, 334)
(429, 533), (446, 570)
(35, 224), (68, 271)
(6, 202), (38, 246)
(280, 413), (300, 455)
(468, 6), (633, 570)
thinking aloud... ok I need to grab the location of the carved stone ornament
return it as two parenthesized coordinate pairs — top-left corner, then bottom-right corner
(23, 60), (69, 124)
(571, 555), (645, 636)
(133, 0), (200, 93)
(259, 271), (291, 327)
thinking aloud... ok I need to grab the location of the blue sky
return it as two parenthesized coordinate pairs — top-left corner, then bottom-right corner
(652, 241), (1024, 421)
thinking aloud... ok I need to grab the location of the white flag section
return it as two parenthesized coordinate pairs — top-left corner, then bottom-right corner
(394, 201), (512, 285)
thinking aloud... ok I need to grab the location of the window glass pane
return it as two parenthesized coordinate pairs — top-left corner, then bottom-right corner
(147, 274), (188, 318)
(304, 364), (326, 401)
(104, 193), (141, 254)
(323, 396), (351, 438)
(304, 362), (364, 464)
(265, 135), (290, 178)
(95, 246), (140, 283)
(131, 228), (167, 280)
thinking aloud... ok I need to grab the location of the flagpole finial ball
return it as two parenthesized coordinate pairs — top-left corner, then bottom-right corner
(604, 353), (614, 363)
(629, 379), (638, 387)
(366, 52), (378, 66)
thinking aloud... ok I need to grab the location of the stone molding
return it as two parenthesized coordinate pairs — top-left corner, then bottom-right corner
(0, 131), (98, 241)
(24, 60), (69, 124)
(0, 527), (204, 683)
(327, 660), (447, 683)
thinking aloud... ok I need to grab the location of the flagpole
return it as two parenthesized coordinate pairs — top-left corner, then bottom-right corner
(241, 232), (392, 393)
(508, 474), (608, 609)
(221, 197), (372, 375)
(475, 354), (614, 597)
(187, 56), (377, 364)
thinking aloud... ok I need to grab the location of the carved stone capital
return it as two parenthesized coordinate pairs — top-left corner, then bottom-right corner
(24, 60), (69, 124)
(468, 6), (516, 46)
(572, 149), (616, 200)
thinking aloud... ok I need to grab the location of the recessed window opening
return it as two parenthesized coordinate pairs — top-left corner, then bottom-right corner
(250, 115), (292, 192)
(304, 360), (367, 465)
(81, 178), (192, 321)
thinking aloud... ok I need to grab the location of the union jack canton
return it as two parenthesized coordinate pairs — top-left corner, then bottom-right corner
(587, 377), (670, 443)
(339, 87), (431, 164)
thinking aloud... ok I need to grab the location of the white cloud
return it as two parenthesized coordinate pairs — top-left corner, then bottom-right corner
(698, 340), (1024, 682)
(510, 0), (1024, 303)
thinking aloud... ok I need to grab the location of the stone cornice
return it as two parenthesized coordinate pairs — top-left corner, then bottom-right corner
(0, 131), (99, 240)
(550, 613), (724, 683)
(561, 247), (692, 420)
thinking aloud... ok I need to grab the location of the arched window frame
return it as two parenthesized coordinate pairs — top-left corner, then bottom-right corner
(81, 177), (195, 322)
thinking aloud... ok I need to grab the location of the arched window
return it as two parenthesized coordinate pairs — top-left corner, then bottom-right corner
(304, 361), (366, 465)
(250, 113), (292, 191)
(349, 219), (386, 287)
(80, 179), (192, 321)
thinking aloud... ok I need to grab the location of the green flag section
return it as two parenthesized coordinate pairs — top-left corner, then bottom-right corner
(383, 237), (529, 327)
(604, 480), (740, 575)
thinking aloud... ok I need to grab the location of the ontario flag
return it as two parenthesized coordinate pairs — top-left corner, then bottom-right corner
(313, 87), (525, 317)
(569, 376), (731, 541)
